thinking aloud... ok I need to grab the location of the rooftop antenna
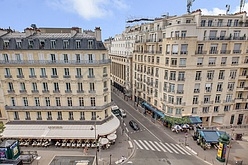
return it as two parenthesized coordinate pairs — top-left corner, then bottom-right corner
(240, 0), (246, 12)
(187, 0), (195, 13)
(226, 4), (230, 15)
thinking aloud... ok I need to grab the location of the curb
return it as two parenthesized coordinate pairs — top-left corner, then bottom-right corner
(120, 134), (136, 164)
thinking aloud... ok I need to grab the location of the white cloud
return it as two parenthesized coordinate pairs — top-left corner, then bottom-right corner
(47, 0), (128, 20)
(201, 3), (248, 15)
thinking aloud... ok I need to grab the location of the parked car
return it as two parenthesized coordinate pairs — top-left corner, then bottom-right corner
(111, 105), (121, 116)
(129, 120), (140, 131)
(120, 109), (126, 118)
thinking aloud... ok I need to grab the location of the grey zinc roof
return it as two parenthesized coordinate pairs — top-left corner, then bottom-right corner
(30, 33), (73, 39)
(74, 33), (95, 39)
(1, 32), (27, 40)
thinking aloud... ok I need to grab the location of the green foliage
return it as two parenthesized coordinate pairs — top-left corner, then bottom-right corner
(163, 116), (190, 125)
(0, 122), (5, 133)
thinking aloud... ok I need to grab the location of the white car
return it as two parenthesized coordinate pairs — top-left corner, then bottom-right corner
(120, 109), (126, 118)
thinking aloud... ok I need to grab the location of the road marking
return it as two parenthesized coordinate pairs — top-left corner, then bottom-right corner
(133, 140), (143, 150)
(165, 143), (179, 154)
(186, 146), (197, 155)
(170, 143), (185, 155)
(125, 127), (129, 133)
(159, 142), (173, 153)
(128, 141), (133, 148)
(176, 144), (191, 155)
(154, 141), (167, 152)
(138, 140), (149, 150)
(124, 123), (126, 126)
(112, 92), (162, 142)
(144, 140), (155, 151)
(149, 141), (161, 152)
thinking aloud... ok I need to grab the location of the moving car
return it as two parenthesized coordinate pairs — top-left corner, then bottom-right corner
(129, 120), (140, 131)
(120, 109), (126, 118)
(111, 105), (121, 116)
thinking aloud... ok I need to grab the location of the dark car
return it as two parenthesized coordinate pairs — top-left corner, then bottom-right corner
(129, 120), (140, 131)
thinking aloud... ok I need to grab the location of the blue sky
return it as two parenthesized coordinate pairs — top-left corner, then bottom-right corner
(0, 0), (247, 40)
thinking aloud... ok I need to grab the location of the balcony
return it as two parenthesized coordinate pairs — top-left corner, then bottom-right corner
(201, 101), (213, 104)
(63, 75), (71, 78)
(103, 74), (108, 77)
(178, 78), (185, 81)
(8, 90), (15, 93)
(88, 90), (96, 94)
(177, 90), (184, 94)
(31, 90), (39, 93)
(75, 75), (83, 78)
(220, 50), (231, 54)
(51, 75), (59, 78)
(233, 50), (241, 54)
(42, 90), (50, 93)
(5, 75), (12, 78)
(17, 75), (24, 78)
(180, 51), (188, 55)
(29, 75), (37, 78)
(0, 59), (111, 65)
(77, 90), (84, 93)
(40, 75), (47, 78)
(19, 90), (27, 93)
(88, 75), (95, 78)
(195, 50), (207, 55)
(53, 90), (60, 93)
(209, 50), (218, 54)
(103, 88), (108, 92)
(65, 90), (72, 93)
(194, 89), (200, 93)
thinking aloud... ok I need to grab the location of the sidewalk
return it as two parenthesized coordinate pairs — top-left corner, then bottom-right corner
(112, 89), (248, 165)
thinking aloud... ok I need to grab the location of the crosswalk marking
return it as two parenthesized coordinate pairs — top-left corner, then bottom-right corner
(165, 143), (179, 154)
(176, 144), (191, 155)
(170, 143), (185, 155)
(133, 140), (143, 150)
(139, 140), (149, 150)
(134, 139), (192, 156)
(149, 141), (160, 152)
(155, 141), (167, 152)
(159, 142), (173, 153)
(144, 140), (155, 151)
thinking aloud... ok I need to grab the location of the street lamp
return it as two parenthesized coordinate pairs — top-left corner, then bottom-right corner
(91, 116), (101, 165)
(109, 154), (112, 165)
(226, 128), (235, 165)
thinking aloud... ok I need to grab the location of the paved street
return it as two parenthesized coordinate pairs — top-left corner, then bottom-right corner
(112, 91), (210, 165)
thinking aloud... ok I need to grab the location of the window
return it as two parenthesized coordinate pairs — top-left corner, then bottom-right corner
(208, 20), (213, 26)
(220, 43), (227, 54)
(8, 82), (14, 91)
(227, 82), (235, 91)
(90, 97), (96, 106)
(66, 83), (71, 92)
(207, 70), (214, 80)
(103, 67), (107, 75)
(20, 82), (26, 90)
(89, 83), (95, 92)
(166, 44), (170, 54)
(195, 71), (201, 80)
(168, 83), (175, 92)
(171, 58), (177, 66)
(234, 19), (239, 27)
(192, 107), (197, 114)
(80, 112), (85, 120)
(203, 95), (210, 103)
(103, 81), (107, 88)
(221, 57), (227, 65)
(37, 112), (42, 120)
(178, 72), (185, 81)
(177, 84), (184, 94)
(210, 44), (218, 54)
(29, 68), (35, 77)
(51, 54), (56, 62)
(193, 96), (198, 104)
(3, 54), (9, 62)
(76, 54), (80, 63)
(45, 97), (50, 106)
(55, 97), (61, 106)
(205, 83), (212, 92)
(88, 40), (93, 49)
(104, 95), (107, 102)
(180, 44), (188, 54)
(229, 70), (237, 79)
(214, 106), (219, 112)
(218, 70), (225, 80)
(88, 54), (93, 63)
(176, 97), (182, 105)
(67, 97), (72, 106)
(63, 54), (68, 63)
(216, 82), (223, 92)
(88, 68), (94, 77)
(23, 97), (28, 106)
(225, 94), (232, 102)
(233, 30), (240, 39)
(172, 44), (178, 54)
(197, 57), (203, 65)
(170, 71), (176, 80)
(220, 31), (226, 40)
(50, 40), (56, 49)
(164, 70), (168, 80)
(224, 105), (231, 111)
(54, 82), (59, 92)
(230, 115), (234, 124)
(181, 31), (187, 38)
(76, 68), (82, 77)
(217, 19), (223, 27)
(201, 20), (206, 26)
(5, 68), (11, 77)
(11, 97), (16, 106)
(52, 68), (57, 76)
(40, 68), (46, 77)
(79, 97), (84, 106)
(202, 107), (209, 113)
(69, 112), (74, 120)
(233, 43), (241, 53)
(215, 94), (221, 103)
(227, 19), (232, 27)
(34, 97), (40, 106)
(63, 40), (69, 49)
(64, 68), (70, 76)
(57, 112), (62, 120)
(32, 83), (38, 92)
(197, 44), (204, 54)
(14, 112), (19, 120)
(175, 31), (180, 39)
(208, 57), (216, 65)
(209, 30), (217, 39)
(47, 111), (52, 120)
(165, 57), (169, 65)
(43, 82), (48, 91)
(17, 68), (23, 76)
(232, 57), (239, 64)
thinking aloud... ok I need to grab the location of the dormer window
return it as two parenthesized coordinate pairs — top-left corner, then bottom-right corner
(76, 40), (81, 49)
(4, 41), (9, 49)
(88, 40), (93, 49)
(28, 40), (34, 48)
(40, 40), (45, 49)
(51, 40), (56, 49)
(63, 40), (69, 49)
(16, 40), (22, 49)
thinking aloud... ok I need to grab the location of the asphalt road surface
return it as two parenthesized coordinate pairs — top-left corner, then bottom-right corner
(112, 92), (209, 165)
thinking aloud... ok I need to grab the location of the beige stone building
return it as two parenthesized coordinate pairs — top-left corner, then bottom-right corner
(111, 10), (248, 126)
(0, 26), (119, 139)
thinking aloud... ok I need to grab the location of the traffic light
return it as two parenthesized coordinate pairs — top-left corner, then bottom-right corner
(97, 146), (99, 152)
